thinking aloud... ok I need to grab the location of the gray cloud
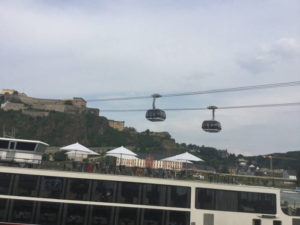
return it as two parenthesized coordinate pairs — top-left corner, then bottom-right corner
(237, 38), (300, 73)
(0, 0), (300, 155)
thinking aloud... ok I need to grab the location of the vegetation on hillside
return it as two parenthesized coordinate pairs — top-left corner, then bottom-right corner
(0, 110), (299, 173)
(0, 110), (177, 154)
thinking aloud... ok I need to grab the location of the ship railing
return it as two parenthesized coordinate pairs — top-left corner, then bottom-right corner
(0, 160), (297, 188)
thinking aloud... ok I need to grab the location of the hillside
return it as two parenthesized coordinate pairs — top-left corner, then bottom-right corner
(0, 110), (180, 154)
(0, 109), (237, 170)
(246, 152), (300, 171)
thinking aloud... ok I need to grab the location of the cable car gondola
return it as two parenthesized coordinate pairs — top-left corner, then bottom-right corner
(145, 94), (166, 122)
(202, 106), (222, 133)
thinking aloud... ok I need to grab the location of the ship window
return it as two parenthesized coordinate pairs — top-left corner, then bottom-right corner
(216, 190), (238, 211)
(143, 183), (167, 206)
(167, 186), (191, 208)
(116, 207), (138, 225)
(196, 188), (276, 214)
(15, 174), (39, 197)
(66, 178), (90, 201)
(65, 204), (87, 225)
(16, 142), (36, 151)
(40, 176), (64, 199)
(9, 142), (16, 150)
(119, 182), (141, 204)
(239, 191), (260, 213)
(195, 188), (215, 210)
(0, 199), (7, 220)
(253, 219), (261, 225)
(166, 210), (190, 225)
(142, 209), (164, 225)
(38, 202), (62, 225)
(281, 191), (300, 216)
(257, 193), (276, 214)
(293, 219), (300, 225)
(10, 200), (34, 224)
(273, 221), (282, 225)
(0, 173), (12, 195)
(0, 140), (9, 149)
(90, 205), (113, 225)
(92, 180), (116, 202)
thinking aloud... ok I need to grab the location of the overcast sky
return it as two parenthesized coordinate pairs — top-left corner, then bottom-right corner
(1, 0), (299, 156)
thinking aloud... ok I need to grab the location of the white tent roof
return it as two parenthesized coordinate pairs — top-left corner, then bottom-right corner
(60, 142), (99, 155)
(106, 146), (137, 158)
(162, 152), (203, 162)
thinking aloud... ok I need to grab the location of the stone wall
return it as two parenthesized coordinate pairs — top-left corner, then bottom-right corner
(1, 102), (25, 111)
(18, 95), (87, 114)
(108, 120), (125, 131)
(86, 108), (100, 116)
(1, 89), (124, 128)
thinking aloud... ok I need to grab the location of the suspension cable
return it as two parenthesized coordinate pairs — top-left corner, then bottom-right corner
(100, 102), (300, 112)
(87, 80), (300, 102)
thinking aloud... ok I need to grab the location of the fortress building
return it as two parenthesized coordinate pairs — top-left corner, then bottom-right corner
(0, 89), (125, 131)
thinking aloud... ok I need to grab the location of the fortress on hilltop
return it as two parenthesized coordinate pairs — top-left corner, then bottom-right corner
(0, 89), (125, 131)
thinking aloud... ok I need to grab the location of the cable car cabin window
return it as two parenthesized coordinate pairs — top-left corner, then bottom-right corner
(167, 186), (191, 208)
(10, 200), (34, 224)
(16, 142), (36, 151)
(38, 202), (62, 225)
(15, 174), (39, 197)
(143, 183), (167, 206)
(92, 180), (117, 203)
(0, 173), (12, 195)
(0, 140), (9, 149)
(0, 199), (7, 221)
(116, 207), (138, 225)
(90, 205), (113, 225)
(119, 182), (141, 204)
(40, 176), (64, 199)
(146, 109), (166, 121)
(195, 188), (276, 214)
(64, 204), (87, 225)
(66, 178), (90, 201)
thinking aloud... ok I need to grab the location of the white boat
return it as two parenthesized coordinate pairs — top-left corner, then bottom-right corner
(0, 137), (299, 225)
(0, 137), (48, 164)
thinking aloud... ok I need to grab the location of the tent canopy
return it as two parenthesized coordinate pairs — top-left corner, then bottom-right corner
(60, 142), (99, 155)
(106, 146), (137, 158)
(162, 152), (203, 162)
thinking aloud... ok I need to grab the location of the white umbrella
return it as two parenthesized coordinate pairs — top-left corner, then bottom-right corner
(162, 152), (203, 162)
(60, 142), (99, 155)
(106, 146), (137, 158)
(106, 146), (138, 167)
(162, 152), (203, 172)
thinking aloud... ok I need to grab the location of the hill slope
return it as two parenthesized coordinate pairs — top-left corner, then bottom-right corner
(0, 110), (180, 154)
